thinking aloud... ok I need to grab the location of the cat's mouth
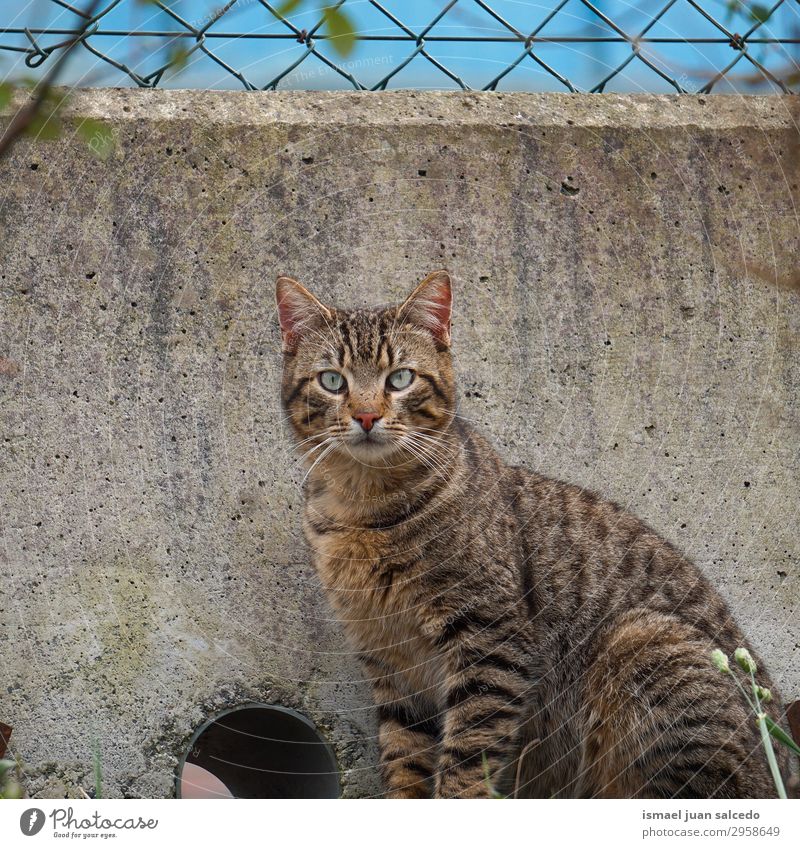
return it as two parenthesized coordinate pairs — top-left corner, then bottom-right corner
(340, 427), (399, 459)
(347, 431), (392, 449)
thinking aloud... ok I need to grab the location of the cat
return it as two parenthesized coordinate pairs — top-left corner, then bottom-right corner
(275, 269), (791, 799)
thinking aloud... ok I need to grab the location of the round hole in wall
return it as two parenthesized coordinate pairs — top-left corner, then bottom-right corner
(176, 703), (341, 799)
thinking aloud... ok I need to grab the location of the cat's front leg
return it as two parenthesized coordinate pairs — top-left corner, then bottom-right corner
(369, 670), (440, 798)
(433, 629), (533, 798)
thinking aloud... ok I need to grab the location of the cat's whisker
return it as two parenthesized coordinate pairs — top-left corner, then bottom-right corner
(390, 424), (448, 451)
(400, 429), (451, 453)
(405, 424), (446, 435)
(291, 435), (331, 458)
(446, 409), (479, 425)
(398, 434), (450, 480)
(401, 443), (450, 470)
(271, 410), (308, 430)
(295, 440), (332, 465)
(404, 430), (447, 447)
(300, 441), (338, 485)
(292, 431), (328, 449)
(383, 422), (442, 438)
(397, 438), (439, 476)
(294, 434), (338, 466)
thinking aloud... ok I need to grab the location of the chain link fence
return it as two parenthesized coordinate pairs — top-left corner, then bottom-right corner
(1, 0), (799, 93)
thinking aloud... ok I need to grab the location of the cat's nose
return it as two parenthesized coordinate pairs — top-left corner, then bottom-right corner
(353, 411), (382, 432)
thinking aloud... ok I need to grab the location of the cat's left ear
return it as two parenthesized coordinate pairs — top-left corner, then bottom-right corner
(399, 270), (452, 350)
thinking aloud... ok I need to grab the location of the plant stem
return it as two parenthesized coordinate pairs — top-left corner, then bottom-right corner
(93, 737), (102, 800)
(0, 0), (104, 159)
(757, 711), (787, 799)
(726, 667), (756, 712)
(749, 668), (787, 799)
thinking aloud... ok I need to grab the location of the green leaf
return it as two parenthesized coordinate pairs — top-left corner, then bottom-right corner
(322, 6), (356, 58)
(724, 0), (740, 22)
(41, 87), (69, 110)
(0, 83), (14, 111)
(275, 0), (304, 16)
(166, 45), (190, 73)
(0, 758), (23, 799)
(75, 118), (115, 161)
(766, 716), (800, 756)
(24, 110), (62, 141)
(0, 779), (24, 799)
(749, 4), (772, 23)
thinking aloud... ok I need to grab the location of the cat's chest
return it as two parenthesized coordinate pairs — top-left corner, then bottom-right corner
(307, 522), (417, 626)
(305, 518), (443, 696)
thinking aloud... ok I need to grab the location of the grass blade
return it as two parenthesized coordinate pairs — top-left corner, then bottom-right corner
(766, 716), (800, 757)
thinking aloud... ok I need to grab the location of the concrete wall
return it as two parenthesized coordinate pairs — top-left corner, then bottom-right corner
(1, 90), (798, 799)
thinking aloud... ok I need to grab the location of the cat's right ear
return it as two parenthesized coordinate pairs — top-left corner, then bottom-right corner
(275, 276), (332, 354)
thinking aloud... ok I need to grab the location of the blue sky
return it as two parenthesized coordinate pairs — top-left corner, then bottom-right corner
(1, 1), (798, 93)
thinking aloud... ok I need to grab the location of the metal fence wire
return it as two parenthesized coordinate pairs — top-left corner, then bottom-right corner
(1, 0), (799, 93)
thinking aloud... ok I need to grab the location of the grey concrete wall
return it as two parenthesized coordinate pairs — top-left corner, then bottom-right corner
(1, 90), (798, 799)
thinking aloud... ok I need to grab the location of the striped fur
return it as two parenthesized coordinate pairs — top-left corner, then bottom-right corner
(276, 271), (791, 799)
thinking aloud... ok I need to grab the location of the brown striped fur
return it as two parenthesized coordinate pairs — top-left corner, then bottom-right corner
(276, 270), (791, 799)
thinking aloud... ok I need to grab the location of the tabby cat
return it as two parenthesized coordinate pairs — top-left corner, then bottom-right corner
(276, 270), (790, 799)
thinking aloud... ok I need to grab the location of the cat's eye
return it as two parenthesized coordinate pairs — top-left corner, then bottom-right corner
(386, 368), (415, 391)
(319, 371), (347, 393)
